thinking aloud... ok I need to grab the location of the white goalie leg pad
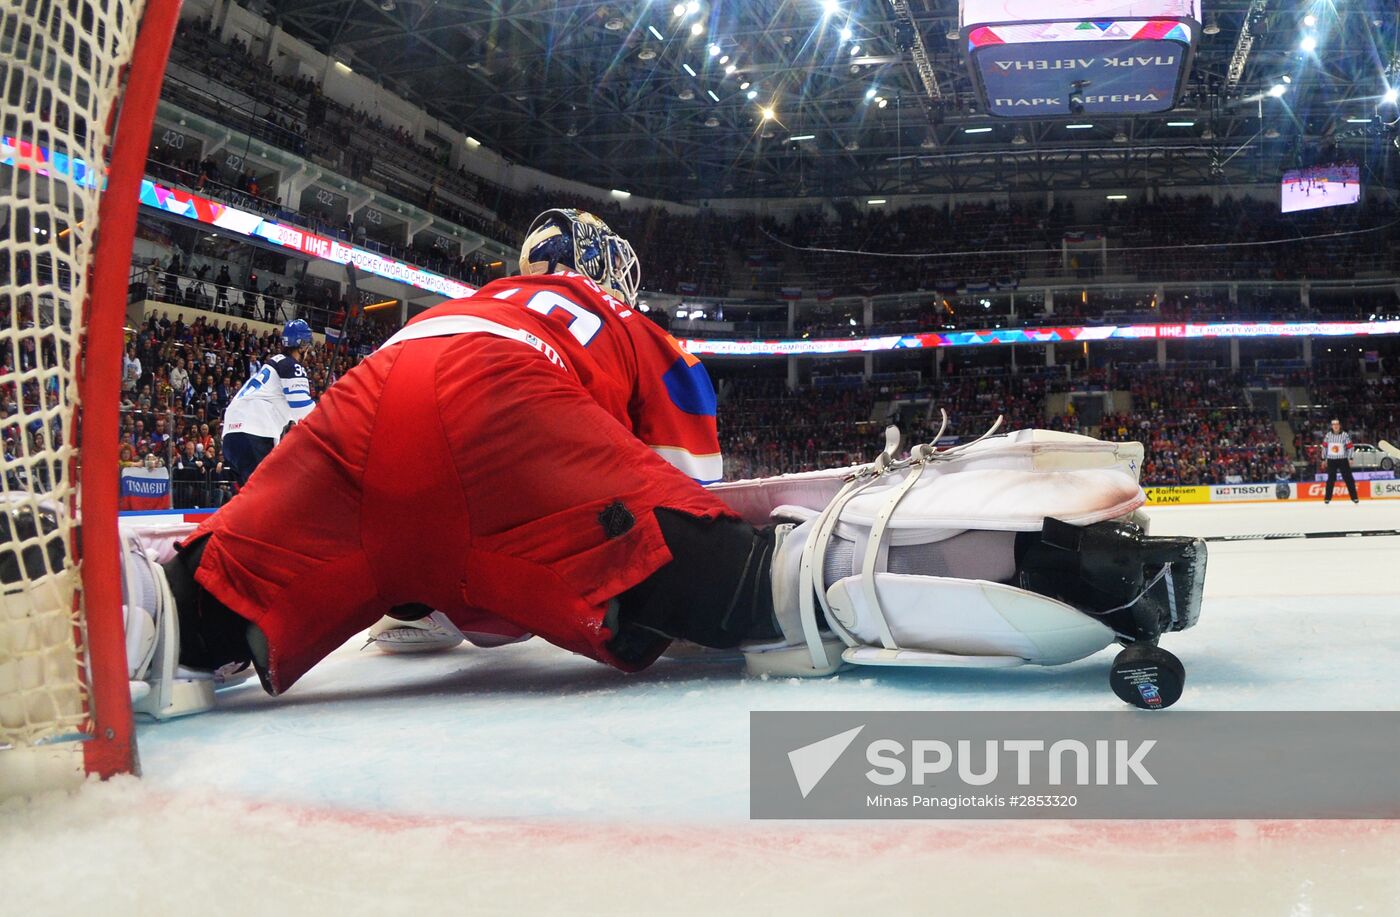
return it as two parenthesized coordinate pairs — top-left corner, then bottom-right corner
(123, 535), (215, 720)
(769, 444), (1142, 671)
(825, 574), (1115, 666)
(942, 429), (1145, 482)
(707, 428), (1145, 525)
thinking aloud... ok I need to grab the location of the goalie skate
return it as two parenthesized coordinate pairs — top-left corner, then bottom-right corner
(365, 611), (466, 654)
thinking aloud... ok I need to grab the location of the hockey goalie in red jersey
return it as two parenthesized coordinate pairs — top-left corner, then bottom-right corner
(116, 208), (1208, 714)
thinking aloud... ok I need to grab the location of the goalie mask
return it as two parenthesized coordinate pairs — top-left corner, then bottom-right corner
(519, 208), (641, 306)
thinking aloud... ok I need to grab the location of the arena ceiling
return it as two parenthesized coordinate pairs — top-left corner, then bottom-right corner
(265, 0), (1400, 201)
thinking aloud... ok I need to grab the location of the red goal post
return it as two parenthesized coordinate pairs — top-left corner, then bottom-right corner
(0, 0), (181, 795)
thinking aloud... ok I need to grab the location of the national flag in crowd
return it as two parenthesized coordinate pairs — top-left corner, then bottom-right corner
(779, 286), (803, 301)
(677, 281), (699, 295)
(814, 288), (835, 302)
(324, 326), (342, 345)
(118, 466), (171, 511)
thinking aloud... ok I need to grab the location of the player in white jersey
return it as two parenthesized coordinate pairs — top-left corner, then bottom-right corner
(221, 319), (316, 485)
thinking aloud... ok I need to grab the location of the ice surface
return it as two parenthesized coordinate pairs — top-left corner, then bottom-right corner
(5, 501), (1400, 915)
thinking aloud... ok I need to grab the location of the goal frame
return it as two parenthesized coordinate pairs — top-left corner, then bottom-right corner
(2, 0), (182, 792)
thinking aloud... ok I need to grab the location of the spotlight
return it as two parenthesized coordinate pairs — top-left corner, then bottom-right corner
(673, 3), (685, 16)
(761, 106), (775, 120)
(865, 87), (877, 100)
(686, 0), (699, 13)
(747, 89), (758, 99)
(1383, 87), (1400, 104)
(839, 26), (853, 41)
(708, 44), (720, 57)
(719, 54), (729, 64)
(740, 81), (750, 90)
(877, 97), (888, 108)
(1303, 13), (1317, 27)
(822, 0), (839, 16)
(691, 21), (703, 36)
(850, 44), (860, 56)
(1268, 83), (1287, 97)
(1300, 35), (1317, 53)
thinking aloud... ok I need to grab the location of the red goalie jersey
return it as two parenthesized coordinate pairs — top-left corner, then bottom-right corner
(188, 270), (735, 692)
(408, 271), (724, 484)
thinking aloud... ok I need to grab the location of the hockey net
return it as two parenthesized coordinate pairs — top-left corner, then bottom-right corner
(0, 0), (179, 795)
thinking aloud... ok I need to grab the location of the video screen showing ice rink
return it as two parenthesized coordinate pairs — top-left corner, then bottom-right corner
(1281, 162), (1362, 213)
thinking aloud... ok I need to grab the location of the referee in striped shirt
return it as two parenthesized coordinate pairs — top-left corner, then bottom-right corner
(1322, 419), (1359, 504)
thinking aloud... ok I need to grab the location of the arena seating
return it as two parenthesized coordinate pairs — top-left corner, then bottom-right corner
(157, 19), (1400, 305)
(712, 365), (1398, 486)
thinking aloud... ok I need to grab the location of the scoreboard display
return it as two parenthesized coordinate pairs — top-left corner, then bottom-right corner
(961, 0), (1200, 118)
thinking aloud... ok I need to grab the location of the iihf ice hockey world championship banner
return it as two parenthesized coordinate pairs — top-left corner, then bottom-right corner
(119, 467), (172, 512)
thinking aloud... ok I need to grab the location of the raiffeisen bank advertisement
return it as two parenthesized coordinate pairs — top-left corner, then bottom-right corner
(138, 180), (474, 299)
(680, 319), (1400, 357)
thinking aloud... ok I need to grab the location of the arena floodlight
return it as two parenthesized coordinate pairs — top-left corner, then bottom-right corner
(1299, 35), (1317, 53)
(761, 106), (776, 120)
(822, 0), (840, 17)
(865, 87), (877, 99)
(964, 126), (992, 134)
(682, 63), (697, 76)
(1106, 194), (1128, 200)
(707, 89), (720, 102)
(740, 81), (750, 90)
(839, 26), (853, 41)
(1065, 123), (1094, 129)
(789, 134), (816, 141)
(1166, 120), (1195, 127)
(867, 199), (886, 204)
(648, 25), (665, 41)
(1303, 13), (1317, 27)
(747, 89), (758, 99)
(1268, 83), (1287, 98)
(691, 21), (703, 36)
(686, 0), (700, 14)
(673, 3), (685, 16)
(1383, 88), (1400, 104)
(708, 44), (720, 57)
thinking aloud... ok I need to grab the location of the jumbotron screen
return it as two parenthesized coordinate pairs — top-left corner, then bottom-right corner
(1281, 163), (1361, 213)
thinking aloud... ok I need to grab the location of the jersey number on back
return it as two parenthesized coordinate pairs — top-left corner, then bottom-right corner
(524, 291), (602, 347)
(235, 366), (274, 400)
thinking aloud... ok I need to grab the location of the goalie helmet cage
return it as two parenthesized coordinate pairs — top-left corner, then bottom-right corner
(0, 0), (180, 796)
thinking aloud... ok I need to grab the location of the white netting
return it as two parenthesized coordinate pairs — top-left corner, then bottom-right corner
(0, 0), (145, 749)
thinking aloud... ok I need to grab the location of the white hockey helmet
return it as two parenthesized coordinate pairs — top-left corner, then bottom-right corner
(518, 208), (640, 305)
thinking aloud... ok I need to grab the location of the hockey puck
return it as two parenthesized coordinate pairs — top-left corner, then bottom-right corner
(1109, 644), (1185, 710)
